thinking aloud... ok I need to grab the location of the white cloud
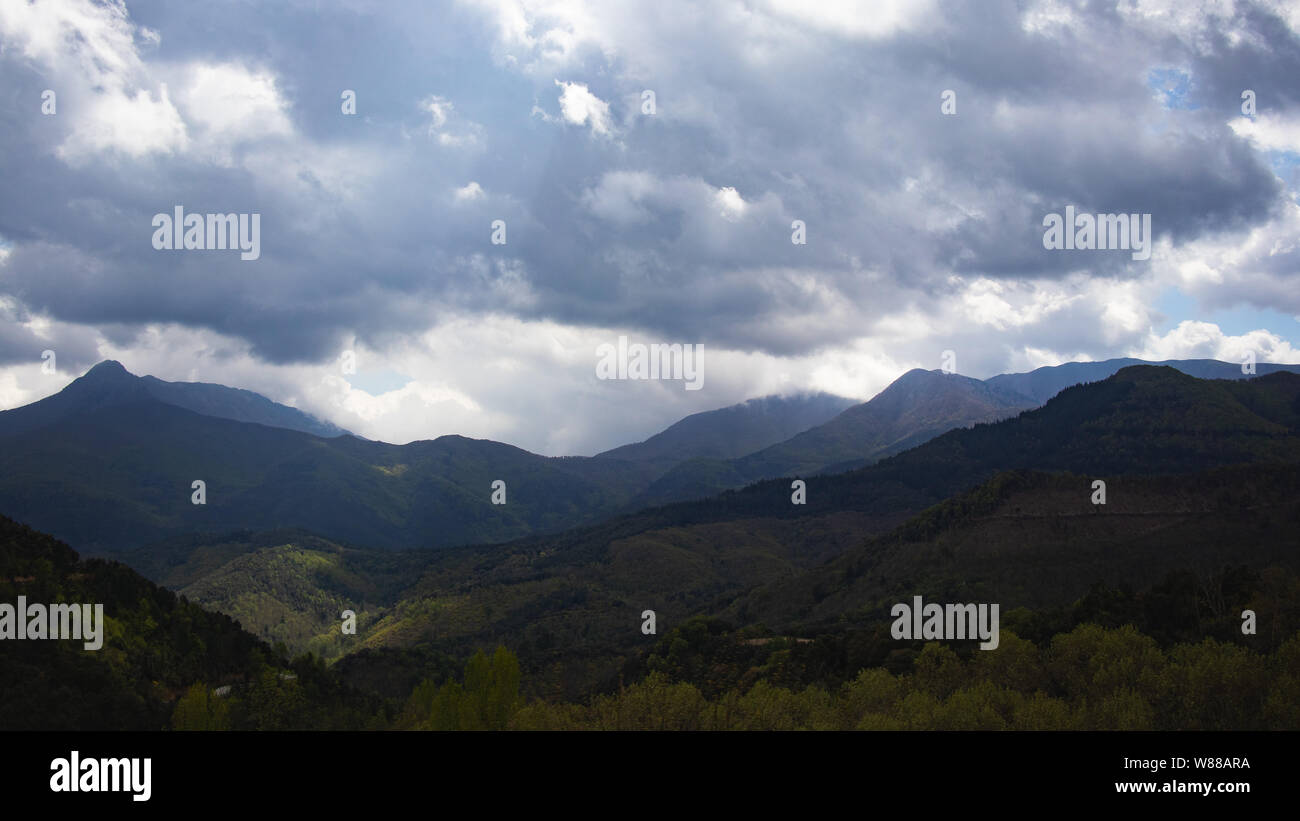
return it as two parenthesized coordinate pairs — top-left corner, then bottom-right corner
(554, 79), (613, 136)
(61, 83), (189, 162)
(955, 277), (1080, 331)
(420, 94), (482, 147)
(0, 0), (189, 162)
(6, 0), (1300, 460)
(714, 186), (747, 222)
(175, 62), (293, 164)
(1115, 0), (1260, 53)
(1229, 112), (1300, 154)
(424, 95), (454, 129)
(1132, 320), (1300, 363)
(455, 181), (486, 201)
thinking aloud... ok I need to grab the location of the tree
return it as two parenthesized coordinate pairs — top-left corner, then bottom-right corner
(171, 683), (231, 731)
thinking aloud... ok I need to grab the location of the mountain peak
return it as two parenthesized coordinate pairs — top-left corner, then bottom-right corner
(897, 367), (942, 379)
(0, 360), (350, 441)
(84, 359), (133, 377)
(884, 367), (976, 394)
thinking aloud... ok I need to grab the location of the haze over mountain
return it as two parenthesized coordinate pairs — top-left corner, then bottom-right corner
(596, 392), (856, 465)
(635, 369), (1037, 505)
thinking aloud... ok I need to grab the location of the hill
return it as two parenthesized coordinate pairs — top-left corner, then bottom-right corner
(0, 513), (324, 728)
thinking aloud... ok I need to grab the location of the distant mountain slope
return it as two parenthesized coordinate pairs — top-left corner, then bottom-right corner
(635, 360), (1300, 506)
(985, 357), (1300, 405)
(730, 463), (1300, 631)
(737, 369), (1036, 476)
(0, 360), (348, 438)
(635, 369), (1036, 505)
(663, 366), (1300, 528)
(597, 392), (855, 464)
(139, 371), (349, 438)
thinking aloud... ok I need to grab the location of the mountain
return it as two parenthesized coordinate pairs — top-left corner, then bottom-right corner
(6, 358), (1298, 564)
(735, 369), (1036, 476)
(0, 360), (348, 439)
(9, 364), (1300, 726)
(0, 366), (855, 556)
(596, 392), (856, 464)
(0, 399), (651, 553)
(661, 366), (1300, 528)
(985, 357), (1300, 405)
(177, 366), (1300, 698)
(0, 361), (673, 553)
(634, 369), (1036, 505)
(632, 359), (1300, 506)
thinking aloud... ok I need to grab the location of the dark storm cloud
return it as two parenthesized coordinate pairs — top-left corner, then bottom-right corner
(0, 0), (1295, 368)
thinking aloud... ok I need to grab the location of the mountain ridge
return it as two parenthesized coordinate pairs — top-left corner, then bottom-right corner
(0, 360), (350, 439)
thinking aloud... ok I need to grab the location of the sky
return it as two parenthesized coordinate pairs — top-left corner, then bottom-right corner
(1, 0), (1299, 456)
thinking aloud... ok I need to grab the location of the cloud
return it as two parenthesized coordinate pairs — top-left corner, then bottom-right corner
(455, 181), (486, 201)
(714, 186), (747, 222)
(0, 0), (188, 161)
(554, 79), (612, 135)
(1, 0), (1299, 453)
(1132, 320), (1300, 363)
(1229, 112), (1300, 153)
(174, 62), (293, 164)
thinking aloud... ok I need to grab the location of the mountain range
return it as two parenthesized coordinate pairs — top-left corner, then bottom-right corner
(0, 362), (851, 553)
(5, 360), (1300, 723)
(2, 357), (1297, 558)
(112, 365), (1300, 699)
